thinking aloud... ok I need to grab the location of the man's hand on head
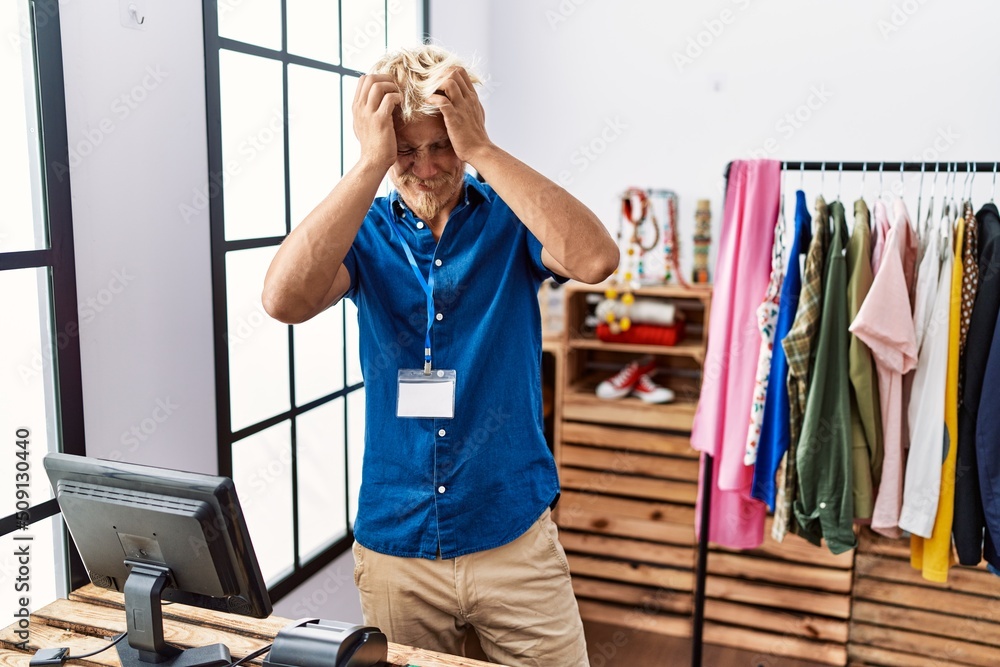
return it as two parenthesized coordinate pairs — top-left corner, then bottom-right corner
(427, 67), (494, 166)
(353, 74), (402, 172)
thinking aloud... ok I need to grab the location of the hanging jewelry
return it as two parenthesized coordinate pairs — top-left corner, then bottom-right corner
(606, 188), (655, 333)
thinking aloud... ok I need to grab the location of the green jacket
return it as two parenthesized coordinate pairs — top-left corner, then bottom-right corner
(794, 199), (857, 554)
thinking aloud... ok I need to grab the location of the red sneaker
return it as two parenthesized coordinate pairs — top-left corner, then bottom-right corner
(631, 373), (675, 404)
(596, 357), (656, 400)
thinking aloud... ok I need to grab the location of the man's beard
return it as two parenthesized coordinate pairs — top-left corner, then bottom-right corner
(393, 170), (464, 222)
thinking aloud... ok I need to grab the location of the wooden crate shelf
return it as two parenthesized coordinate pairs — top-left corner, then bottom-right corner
(572, 577), (693, 616)
(848, 528), (1000, 666)
(552, 282), (710, 644)
(560, 421), (698, 458)
(566, 337), (706, 362)
(703, 621), (848, 666)
(563, 386), (698, 431)
(563, 281), (713, 302)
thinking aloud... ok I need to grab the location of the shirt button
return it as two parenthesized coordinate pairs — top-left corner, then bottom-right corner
(435, 259), (443, 267)
(438, 429), (446, 437)
(435, 313), (443, 321)
(438, 485), (446, 494)
(416, 221), (425, 229)
(819, 502), (827, 509)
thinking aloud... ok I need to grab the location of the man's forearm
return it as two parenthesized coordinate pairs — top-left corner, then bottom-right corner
(263, 159), (387, 323)
(468, 144), (619, 284)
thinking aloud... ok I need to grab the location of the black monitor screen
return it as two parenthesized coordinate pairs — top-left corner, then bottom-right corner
(44, 453), (271, 619)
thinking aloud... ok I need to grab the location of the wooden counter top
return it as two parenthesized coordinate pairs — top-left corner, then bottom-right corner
(0, 585), (500, 667)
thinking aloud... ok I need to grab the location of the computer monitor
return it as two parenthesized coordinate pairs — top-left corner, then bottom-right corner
(43, 453), (272, 667)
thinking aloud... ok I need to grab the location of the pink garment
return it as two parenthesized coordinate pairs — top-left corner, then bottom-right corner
(691, 159), (779, 549)
(850, 223), (919, 538)
(893, 198), (919, 307)
(871, 201), (892, 275)
(892, 198), (920, 455)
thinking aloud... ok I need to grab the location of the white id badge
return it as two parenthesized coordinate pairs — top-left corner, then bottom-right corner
(397, 369), (457, 419)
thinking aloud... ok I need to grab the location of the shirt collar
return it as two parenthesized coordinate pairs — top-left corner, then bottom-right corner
(390, 173), (488, 218)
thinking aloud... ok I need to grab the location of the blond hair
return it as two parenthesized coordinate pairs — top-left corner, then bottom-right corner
(370, 45), (482, 123)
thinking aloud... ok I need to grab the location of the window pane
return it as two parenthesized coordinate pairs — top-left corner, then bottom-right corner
(294, 301), (345, 406)
(220, 50), (286, 240)
(296, 398), (347, 560)
(347, 388), (366, 526)
(227, 248), (290, 431)
(341, 0), (386, 73)
(287, 0), (340, 65)
(341, 76), (361, 176)
(0, 0), (46, 252)
(0, 515), (62, 625)
(288, 66), (341, 230)
(387, 0), (421, 49)
(344, 298), (363, 386)
(217, 0), (281, 50)
(0, 268), (57, 506)
(232, 422), (294, 583)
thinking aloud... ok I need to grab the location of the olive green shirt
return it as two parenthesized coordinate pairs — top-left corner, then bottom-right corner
(793, 200), (857, 554)
(846, 200), (882, 520)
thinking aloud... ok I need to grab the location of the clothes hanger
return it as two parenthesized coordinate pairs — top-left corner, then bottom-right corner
(799, 161), (805, 192)
(916, 162), (925, 238)
(950, 162), (960, 221)
(775, 162), (787, 276)
(942, 162), (953, 222)
(837, 161), (843, 203)
(778, 162), (786, 232)
(922, 163), (937, 244)
(878, 161), (886, 203)
(820, 161), (826, 199)
(939, 164), (950, 261)
(899, 161), (905, 201)
(991, 161), (997, 203)
(965, 162), (977, 208)
(962, 162), (971, 205)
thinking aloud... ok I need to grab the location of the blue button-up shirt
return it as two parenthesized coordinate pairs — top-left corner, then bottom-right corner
(343, 174), (564, 559)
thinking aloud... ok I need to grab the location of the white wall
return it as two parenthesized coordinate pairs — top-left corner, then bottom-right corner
(59, 1), (217, 474)
(435, 0), (1000, 277)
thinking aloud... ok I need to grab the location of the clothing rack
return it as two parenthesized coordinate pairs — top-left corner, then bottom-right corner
(689, 159), (996, 667)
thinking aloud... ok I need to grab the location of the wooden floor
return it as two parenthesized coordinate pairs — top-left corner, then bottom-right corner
(581, 621), (830, 667)
(463, 619), (829, 666)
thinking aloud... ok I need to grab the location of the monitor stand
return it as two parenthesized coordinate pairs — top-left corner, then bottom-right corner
(115, 563), (232, 667)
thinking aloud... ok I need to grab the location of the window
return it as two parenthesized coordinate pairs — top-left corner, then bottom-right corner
(204, 0), (427, 600)
(0, 0), (86, 616)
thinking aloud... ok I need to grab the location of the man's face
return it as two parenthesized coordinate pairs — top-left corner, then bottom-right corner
(389, 113), (465, 223)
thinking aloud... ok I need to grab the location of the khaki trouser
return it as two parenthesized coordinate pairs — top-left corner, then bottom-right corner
(353, 509), (590, 667)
